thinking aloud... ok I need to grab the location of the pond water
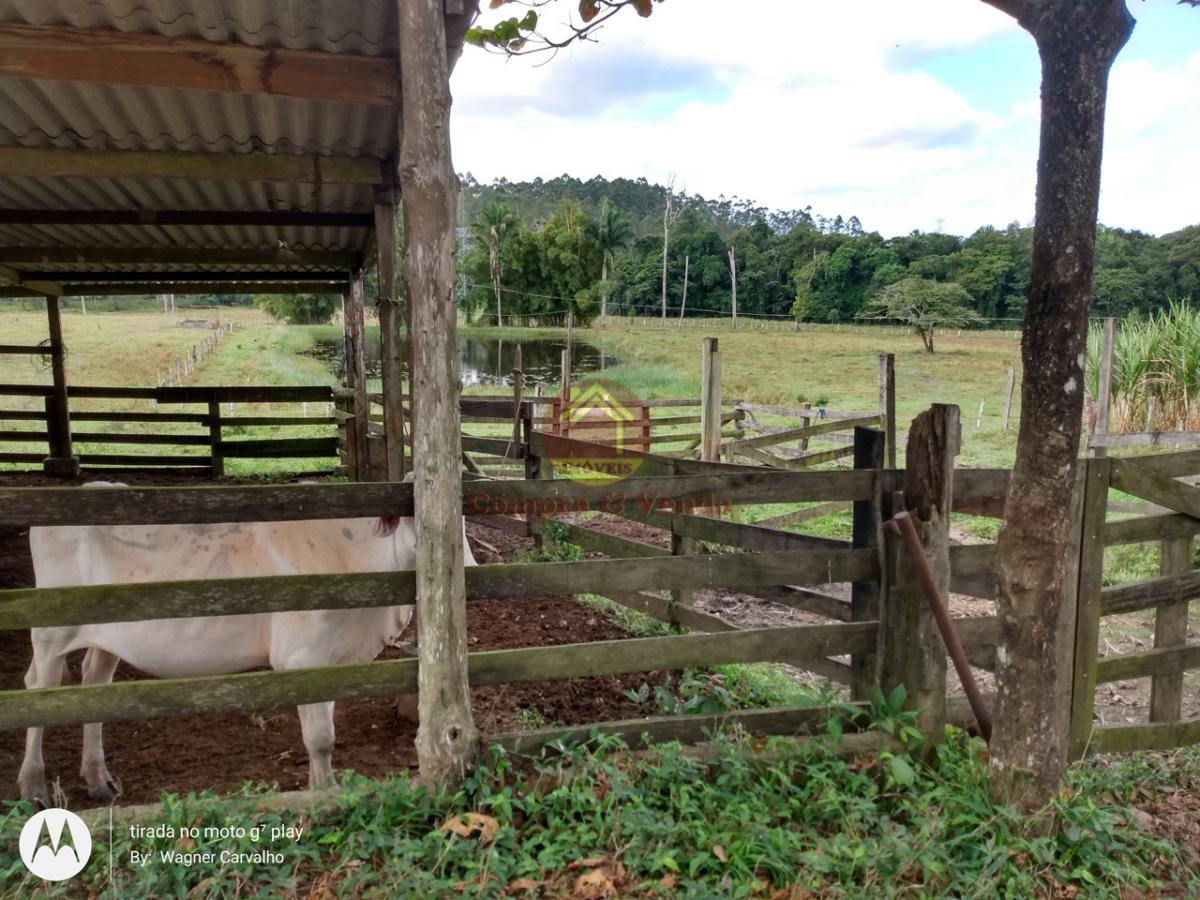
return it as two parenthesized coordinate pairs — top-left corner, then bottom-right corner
(307, 336), (618, 388)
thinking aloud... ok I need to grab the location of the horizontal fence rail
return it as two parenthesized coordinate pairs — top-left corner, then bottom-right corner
(0, 470), (879, 527)
(0, 623), (878, 731)
(0, 549), (878, 630)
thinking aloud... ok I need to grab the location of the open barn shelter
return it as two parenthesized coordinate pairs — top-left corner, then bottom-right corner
(0, 0), (479, 479)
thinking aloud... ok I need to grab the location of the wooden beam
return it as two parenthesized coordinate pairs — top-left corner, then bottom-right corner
(0, 622), (875, 731)
(1110, 458), (1200, 520)
(0, 247), (356, 267)
(0, 24), (398, 106)
(0, 209), (374, 228)
(0, 147), (384, 185)
(55, 282), (347, 297)
(19, 270), (348, 285)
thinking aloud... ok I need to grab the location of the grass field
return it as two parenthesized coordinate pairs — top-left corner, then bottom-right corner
(0, 308), (339, 476)
(456, 319), (1025, 468)
(2, 308), (1027, 473)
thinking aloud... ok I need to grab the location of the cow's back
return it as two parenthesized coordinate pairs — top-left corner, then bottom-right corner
(28, 518), (420, 678)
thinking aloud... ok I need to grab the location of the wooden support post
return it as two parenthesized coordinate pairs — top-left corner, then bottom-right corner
(1002, 366), (1016, 433)
(878, 352), (896, 469)
(566, 309), (574, 362)
(670, 530), (695, 616)
(1150, 535), (1192, 722)
(728, 248), (738, 331)
(851, 426), (885, 700)
(512, 345), (524, 454)
(1069, 457), (1110, 760)
(398, 0), (476, 783)
(879, 404), (957, 743)
(375, 190), (406, 481)
(560, 348), (571, 403)
(42, 293), (78, 477)
(344, 275), (371, 481)
(207, 400), (224, 477)
(677, 255), (689, 326)
(1090, 317), (1115, 459)
(700, 337), (721, 462)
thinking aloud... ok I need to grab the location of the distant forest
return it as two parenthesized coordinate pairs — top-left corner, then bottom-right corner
(458, 173), (1200, 326)
(18, 173), (1196, 326)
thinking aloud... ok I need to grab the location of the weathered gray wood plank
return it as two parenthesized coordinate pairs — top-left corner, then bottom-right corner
(0, 622), (877, 730)
(0, 549), (877, 630)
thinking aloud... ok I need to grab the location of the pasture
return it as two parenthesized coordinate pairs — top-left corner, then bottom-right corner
(2, 308), (1199, 897)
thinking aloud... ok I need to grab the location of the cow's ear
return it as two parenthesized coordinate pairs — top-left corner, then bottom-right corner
(375, 517), (401, 537)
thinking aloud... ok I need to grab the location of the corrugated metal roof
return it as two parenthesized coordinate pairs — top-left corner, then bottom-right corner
(0, 0), (467, 287)
(0, 0), (397, 55)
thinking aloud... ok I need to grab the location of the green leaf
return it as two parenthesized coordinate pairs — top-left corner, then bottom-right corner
(888, 755), (916, 787)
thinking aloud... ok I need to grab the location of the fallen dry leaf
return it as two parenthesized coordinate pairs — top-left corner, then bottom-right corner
(506, 877), (543, 895)
(713, 844), (729, 863)
(440, 812), (501, 844)
(659, 873), (678, 890)
(306, 875), (338, 900)
(573, 869), (616, 899)
(570, 856), (609, 869)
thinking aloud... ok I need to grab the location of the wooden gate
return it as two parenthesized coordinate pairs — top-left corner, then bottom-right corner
(1070, 450), (1200, 757)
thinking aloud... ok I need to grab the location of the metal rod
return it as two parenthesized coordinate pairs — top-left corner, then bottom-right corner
(886, 509), (994, 742)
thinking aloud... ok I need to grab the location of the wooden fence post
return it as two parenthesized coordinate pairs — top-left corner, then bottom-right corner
(207, 400), (225, 477)
(344, 275), (371, 481)
(851, 426), (885, 701)
(1150, 535), (1191, 722)
(1069, 456), (1110, 760)
(1002, 366), (1016, 432)
(700, 337), (721, 462)
(878, 352), (896, 469)
(42, 293), (79, 477)
(1089, 317), (1115, 458)
(879, 404), (956, 742)
(375, 186), (406, 481)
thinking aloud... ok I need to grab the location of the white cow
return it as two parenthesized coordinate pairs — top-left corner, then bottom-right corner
(19, 482), (476, 807)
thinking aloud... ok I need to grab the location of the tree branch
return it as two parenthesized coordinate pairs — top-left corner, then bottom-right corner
(978, 0), (1030, 23)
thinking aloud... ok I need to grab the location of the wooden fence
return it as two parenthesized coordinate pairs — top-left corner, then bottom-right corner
(0, 384), (340, 475)
(1070, 450), (1200, 755)
(0, 404), (1195, 767)
(0, 421), (1006, 760)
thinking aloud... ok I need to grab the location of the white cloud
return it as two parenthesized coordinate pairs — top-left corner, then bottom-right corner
(451, 1), (1195, 237)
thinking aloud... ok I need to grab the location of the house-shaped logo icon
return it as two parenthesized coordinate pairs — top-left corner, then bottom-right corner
(19, 808), (92, 881)
(547, 379), (646, 485)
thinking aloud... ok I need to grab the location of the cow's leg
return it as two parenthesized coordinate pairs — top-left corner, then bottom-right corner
(18, 646), (67, 807)
(297, 702), (336, 787)
(395, 693), (419, 724)
(80, 648), (121, 802)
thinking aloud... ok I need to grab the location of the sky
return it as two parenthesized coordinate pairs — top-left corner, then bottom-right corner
(451, 0), (1200, 239)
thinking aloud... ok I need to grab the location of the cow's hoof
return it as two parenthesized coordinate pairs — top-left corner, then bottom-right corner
(87, 779), (121, 803)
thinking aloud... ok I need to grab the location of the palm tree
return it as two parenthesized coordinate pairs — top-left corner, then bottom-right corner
(472, 202), (516, 326)
(592, 198), (633, 324)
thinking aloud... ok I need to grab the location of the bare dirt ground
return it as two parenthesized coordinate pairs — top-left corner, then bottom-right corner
(569, 512), (1200, 727)
(0, 471), (664, 808)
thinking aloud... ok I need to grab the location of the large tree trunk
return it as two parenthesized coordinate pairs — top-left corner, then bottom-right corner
(397, 0), (479, 785)
(985, 0), (1134, 811)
